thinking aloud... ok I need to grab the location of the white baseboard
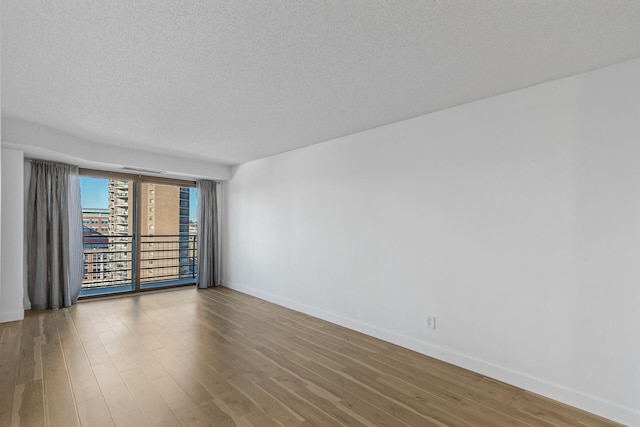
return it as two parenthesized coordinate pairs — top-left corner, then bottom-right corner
(223, 281), (639, 426)
(0, 310), (24, 323)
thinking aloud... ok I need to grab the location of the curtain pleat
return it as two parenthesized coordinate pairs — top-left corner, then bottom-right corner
(26, 161), (83, 309)
(196, 180), (219, 288)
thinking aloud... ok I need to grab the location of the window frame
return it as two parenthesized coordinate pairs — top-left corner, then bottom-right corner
(79, 168), (197, 298)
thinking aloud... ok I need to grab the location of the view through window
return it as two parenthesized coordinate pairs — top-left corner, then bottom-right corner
(80, 174), (197, 296)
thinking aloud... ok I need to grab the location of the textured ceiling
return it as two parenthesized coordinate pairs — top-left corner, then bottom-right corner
(3, 1), (640, 166)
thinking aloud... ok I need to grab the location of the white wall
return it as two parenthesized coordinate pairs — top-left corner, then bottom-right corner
(1, 116), (231, 181)
(23, 161), (31, 310)
(0, 148), (25, 322)
(223, 58), (640, 425)
(0, 145), (2, 306)
(0, 145), (2, 307)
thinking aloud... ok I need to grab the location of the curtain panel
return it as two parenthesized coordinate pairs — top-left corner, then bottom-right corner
(26, 161), (84, 309)
(196, 180), (220, 288)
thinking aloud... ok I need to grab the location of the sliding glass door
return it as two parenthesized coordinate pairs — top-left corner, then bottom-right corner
(138, 182), (197, 289)
(80, 176), (135, 295)
(79, 172), (197, 297)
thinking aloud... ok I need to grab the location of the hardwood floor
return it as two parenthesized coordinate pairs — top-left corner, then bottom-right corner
(0, 287), (622, 426)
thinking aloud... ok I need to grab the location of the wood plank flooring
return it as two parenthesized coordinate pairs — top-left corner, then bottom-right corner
(0, 287), (623, 426)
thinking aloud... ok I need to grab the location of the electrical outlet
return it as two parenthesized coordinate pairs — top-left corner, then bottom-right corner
(426, 316), (436, 330)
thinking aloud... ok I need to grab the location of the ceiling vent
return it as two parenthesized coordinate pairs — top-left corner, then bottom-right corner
(121, 166), (166, 175)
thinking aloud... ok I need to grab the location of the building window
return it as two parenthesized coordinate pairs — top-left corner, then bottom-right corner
(149, 199), (154, 203)
(149, 225), (154, 230)
(149, 207), (154, 212)
(149, 216), (154, 221)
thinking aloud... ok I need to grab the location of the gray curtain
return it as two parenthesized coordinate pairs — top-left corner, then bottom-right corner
(196, 180), (219, 288)
(26, 161), (84, 309)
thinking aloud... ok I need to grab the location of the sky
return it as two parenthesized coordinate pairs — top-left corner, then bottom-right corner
(80, 177), (198, 221)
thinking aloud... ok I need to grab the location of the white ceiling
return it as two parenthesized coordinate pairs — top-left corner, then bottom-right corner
(3, 1), (640, 166)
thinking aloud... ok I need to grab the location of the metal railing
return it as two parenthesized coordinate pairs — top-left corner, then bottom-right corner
(140, 234), (198, 284)
(82, 234), (197, 290)
(82, 235), (133, 289)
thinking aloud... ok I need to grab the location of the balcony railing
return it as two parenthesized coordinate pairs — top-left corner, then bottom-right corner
(82, 235), (133, 289)
(140, 234), (198, 285)
(82, 234), (197, 293)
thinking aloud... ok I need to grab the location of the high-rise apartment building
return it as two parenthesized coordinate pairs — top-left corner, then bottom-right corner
(138, 182), (191, 282)
(108, 179), (134, 286)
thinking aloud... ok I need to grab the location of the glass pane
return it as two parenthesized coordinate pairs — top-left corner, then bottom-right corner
(140, 183), (197, 289)
(80, 177), (135, 296)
